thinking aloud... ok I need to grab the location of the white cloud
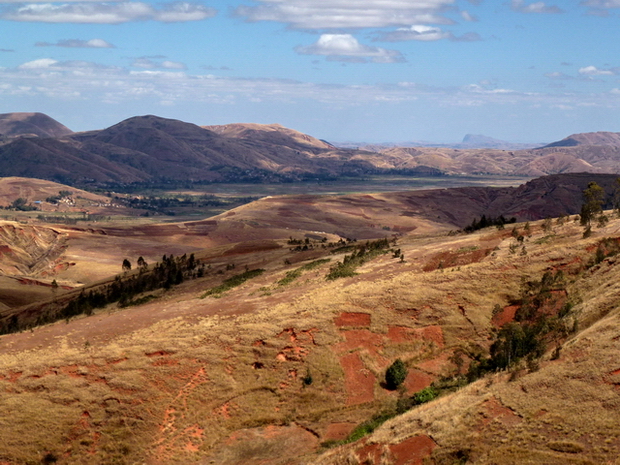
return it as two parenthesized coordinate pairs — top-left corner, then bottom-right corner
(18, 58), (58, 69)
(162, 60), (187, 70)
(295, 34), (405, 63)
(510, 0), (564, 13)
(579, 65), (615, 76)
(461, 10), (478, 21)
(581, 0), (620, 7)
(132, 57), (187, 69)
(375, 25), (481, 42)
(235, 0), (457, 29)
(35, 38), (115, 48)
(377, 25), (452, 42)
(544, 71), (574, 80)
(2, 2), (216, 24)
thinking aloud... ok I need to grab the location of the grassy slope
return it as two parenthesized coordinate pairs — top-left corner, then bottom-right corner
(0, 214), (619, 463)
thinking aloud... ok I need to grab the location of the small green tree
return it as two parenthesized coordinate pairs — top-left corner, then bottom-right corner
(614, 177), (620, 217)
(580, 181), (605, 227)
(385, 358), (408, 390)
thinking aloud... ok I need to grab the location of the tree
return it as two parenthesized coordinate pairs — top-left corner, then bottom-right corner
(137, 256), (147, 269)
(385, 358), (408, 390)
(122, 259), (132, 271)
(614, 177), (620, 217)
(580, 181), (605, 227)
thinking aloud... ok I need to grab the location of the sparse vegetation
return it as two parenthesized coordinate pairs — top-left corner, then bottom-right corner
(326, 238), (391, 280)
(277, 259), (330, 286)
(201, 268), (265, 298)
(0, 253), (203, 334)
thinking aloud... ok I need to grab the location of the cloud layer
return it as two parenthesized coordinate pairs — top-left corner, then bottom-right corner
(235, 0), (457, 29)
(2, 2), (216, 23)
(35, 38), (115, 48)
(510, 0), (563, 13)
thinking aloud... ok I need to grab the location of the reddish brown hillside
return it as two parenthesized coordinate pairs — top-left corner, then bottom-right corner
(543, 131), (620, 148)
(0, 112), (72, 138)
(204, 122), (334, 150)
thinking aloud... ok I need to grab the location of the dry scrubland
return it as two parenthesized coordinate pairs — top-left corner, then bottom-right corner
(1, 211), (620, 463)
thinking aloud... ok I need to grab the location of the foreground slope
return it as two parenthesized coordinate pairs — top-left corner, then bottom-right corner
(1, 185), (620, 463)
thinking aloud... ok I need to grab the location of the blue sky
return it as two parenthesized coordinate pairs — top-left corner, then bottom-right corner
(1, 0), (620, 143)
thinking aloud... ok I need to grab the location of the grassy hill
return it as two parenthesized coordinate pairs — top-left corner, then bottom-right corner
(1, 174), (620, 463)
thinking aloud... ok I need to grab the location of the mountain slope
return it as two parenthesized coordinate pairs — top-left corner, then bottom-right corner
(543, 131), (620, 148)
(0, 113), (619, 185)
(1, 194), (620, 463)
(0, 112), (73, 138)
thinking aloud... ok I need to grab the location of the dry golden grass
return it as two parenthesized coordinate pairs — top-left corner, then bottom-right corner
(1, 212), (620, 464)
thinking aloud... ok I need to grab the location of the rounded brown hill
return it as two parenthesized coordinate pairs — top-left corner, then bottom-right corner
(0, 112), (73, 138)
(542, 131), (620, 148)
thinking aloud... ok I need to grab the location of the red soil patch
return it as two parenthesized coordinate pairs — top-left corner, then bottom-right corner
(0, 371), (22, 382)
(387, 325), (414, 343)
(324, 423), (356, 442)
(415, 352), (452, 376)
(340, 352), (375, 405)
(276, 345), (309, 362)
(389, 435), (437, 465)
(403, 368), (434, 395)
(277, 327), (318, 345)
(145, 350), (174, 357)
(491, 305), (519, 327)
(334, 329), (384, 357)
(386, 325), (444, 348)
(355, 441), (383, 464)
(334, 312), (371, 327)
(479, 396), (522, 428)
(422, 247), (491, 272)
(416, 326), (444, 348)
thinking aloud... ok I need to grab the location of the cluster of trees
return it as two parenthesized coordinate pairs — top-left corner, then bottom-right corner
(468, 269), (572, 378)
(326, 238), (393, 280)
(463, 215), (517, 233)
(0, 253), (204, 335)
(3, 197), (38, 211)
(115, 194), (258, 216)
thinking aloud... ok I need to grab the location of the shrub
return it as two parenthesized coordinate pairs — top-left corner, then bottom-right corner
(385, 359), (408, 390)
(412, 386), (438, 404)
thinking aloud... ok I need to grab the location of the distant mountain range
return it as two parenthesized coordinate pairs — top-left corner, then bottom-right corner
(0, 112), (619, 187)
(338, 134), (543, 151)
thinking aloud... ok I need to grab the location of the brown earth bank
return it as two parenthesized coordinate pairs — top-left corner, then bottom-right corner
(1, 201), (620, 464)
